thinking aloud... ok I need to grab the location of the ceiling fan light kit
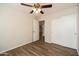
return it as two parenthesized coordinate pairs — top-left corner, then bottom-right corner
(38, 8), (41, 12)
(21, 3), (52, 14)
(33, 8), (37, 12)
(35, 10), (39, 13)
(33, 8), (41, 13)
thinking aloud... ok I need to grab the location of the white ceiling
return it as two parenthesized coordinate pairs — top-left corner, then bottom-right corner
(9, 3), (77, 14)
(31, 3), (77, 19)
(0, 3), (77, 19)
(43, 3), (77, 14)
(19, 3), (77, 19)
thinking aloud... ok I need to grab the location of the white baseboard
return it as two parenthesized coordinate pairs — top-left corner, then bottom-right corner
(0, 41), (32, 54)
(77, 50), (79, 55)
(78, 52), (79, 55)
(45, 40), (52, 43)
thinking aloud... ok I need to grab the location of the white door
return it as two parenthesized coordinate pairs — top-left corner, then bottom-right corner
(32, 19), (39, 42)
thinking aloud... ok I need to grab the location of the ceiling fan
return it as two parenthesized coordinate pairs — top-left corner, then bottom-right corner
(21, 3), (52, 14)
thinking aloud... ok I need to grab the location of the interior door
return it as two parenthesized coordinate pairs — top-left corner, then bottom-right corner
(32, 19), (39, 42)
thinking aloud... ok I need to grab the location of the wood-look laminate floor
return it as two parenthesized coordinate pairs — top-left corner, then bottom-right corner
(6, 40), (78, 56)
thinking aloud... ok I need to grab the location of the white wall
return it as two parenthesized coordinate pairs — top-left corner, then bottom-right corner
(51, 14), (77, 49)
(0, 4), (33, 53)
(40, 7), (77, 49)
(77, 4), (79, 54)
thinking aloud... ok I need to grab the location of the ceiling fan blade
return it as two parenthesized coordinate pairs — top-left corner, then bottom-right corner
(30, 10), (34, 14)
(41, 4), (52, 8)
(40, 10), (44, 14)
(21, 3), (33, 7)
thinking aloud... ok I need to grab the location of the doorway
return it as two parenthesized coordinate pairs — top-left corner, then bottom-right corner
(39, 21), (45, 42)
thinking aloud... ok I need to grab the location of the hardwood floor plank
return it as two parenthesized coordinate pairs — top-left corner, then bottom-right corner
(4, 40), (78, 56)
